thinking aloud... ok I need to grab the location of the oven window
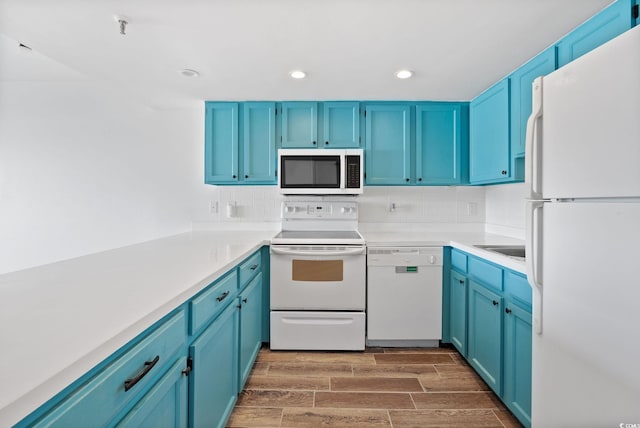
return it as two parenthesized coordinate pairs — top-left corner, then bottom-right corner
(281, 156), (340, 188)
(292, 260), (343, 281)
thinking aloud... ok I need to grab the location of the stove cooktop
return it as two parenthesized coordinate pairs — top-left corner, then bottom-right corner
(271, 230), (365, 246)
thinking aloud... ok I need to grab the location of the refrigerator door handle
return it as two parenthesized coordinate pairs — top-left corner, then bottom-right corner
(525, 77), (544, 200)
(526, 199), (544, 334)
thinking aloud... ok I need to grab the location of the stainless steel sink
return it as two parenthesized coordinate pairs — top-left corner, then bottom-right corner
(474, 245), (526, 260)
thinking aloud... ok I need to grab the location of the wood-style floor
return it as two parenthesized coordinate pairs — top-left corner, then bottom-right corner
(227, 346), (523, 427)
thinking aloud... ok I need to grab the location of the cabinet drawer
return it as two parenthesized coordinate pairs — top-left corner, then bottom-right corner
(239, 251), (261, 288)
(190, 270), (238, 334)
(451, 249), (467, 273)
(505, 271), (532, 308)
(468, 256), (503, 292)
(34, 310), (186, 427)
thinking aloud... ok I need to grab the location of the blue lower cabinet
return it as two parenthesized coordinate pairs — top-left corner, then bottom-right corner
(116, 357), (188, 428)
(17, 250), (272, 428)
(25, 311), (186, 428)
(503, 300), (532, 428)
(467, 280), (503, 394)
(239, 273), (263, 389)
(189, 302), (239, 428)
(444, 248), (532, 427)
(449, 270), (468, 356)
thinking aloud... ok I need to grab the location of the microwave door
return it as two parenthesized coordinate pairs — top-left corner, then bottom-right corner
(284, 158), (315, 186)
(314, 158), (340, 188)
(281, 156), (340, 189)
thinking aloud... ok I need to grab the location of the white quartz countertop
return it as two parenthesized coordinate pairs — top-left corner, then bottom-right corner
(361, 230), (526, 274)
(0, 230), (276, 427)
(0, 227), (525, 426)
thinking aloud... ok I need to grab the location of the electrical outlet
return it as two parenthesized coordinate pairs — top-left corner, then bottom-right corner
(467, 202), (478, 216)
(210, 200), (218, 214)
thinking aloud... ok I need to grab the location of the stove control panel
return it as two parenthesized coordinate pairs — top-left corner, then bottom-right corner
(281, 200), (358, 220)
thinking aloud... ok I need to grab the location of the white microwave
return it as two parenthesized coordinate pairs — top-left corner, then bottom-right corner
(278, 149), (363, 195)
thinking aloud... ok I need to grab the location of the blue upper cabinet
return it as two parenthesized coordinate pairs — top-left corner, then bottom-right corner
(416, 103), (468, 185)
(243, 102), (276, 183)
(281, 102), (318, 148)
(364, 105), (411, 185)
(509, 47), (556, 159)
(322, 102), (360, 148)
(205, 102), (276, 185)
(205, 103), (239, 183)
(469, 79), (511, 184)
(557, 0), (637, 67)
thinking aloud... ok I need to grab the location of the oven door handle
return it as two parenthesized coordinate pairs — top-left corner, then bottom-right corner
(270, 247), (366, 257)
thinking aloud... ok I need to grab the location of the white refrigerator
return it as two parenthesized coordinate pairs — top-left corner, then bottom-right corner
(525, 24), (640, 427)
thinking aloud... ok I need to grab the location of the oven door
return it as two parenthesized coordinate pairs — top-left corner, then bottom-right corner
(270, 245), (366, 310)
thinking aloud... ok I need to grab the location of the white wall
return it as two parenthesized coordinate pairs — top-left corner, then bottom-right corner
(0, 81), (201, 273)
(485, 182), (528, 238)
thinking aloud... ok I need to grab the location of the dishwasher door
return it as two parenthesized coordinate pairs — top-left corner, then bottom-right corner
(366, 247), (443, 346)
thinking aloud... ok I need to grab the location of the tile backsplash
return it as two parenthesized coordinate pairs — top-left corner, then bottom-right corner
(357, 186), (485, 224)
(191, 185), (486, 228)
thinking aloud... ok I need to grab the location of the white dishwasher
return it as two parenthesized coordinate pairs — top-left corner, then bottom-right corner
(366, 246), (443, 347)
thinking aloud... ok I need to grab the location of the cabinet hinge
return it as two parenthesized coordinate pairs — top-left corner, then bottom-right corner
(364, 110), (367, 118)
(633, 4), (639, 19)
(182, 357), (193, 377)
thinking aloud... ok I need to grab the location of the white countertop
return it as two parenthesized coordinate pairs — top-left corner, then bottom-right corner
(0, 230), (275, 427)
(361, 230), (526, 274)
(0, 228), (525, 426)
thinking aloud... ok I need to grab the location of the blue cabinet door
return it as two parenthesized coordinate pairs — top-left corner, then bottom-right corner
(243, 102), (276, 183)
(189, 302), (239, 428)
(510, 47), (556, 158)
(467, 280), (503, 394)
(364, 105), (412, 185)
(503, 300), (532, 428)
(557, 0), (636, 67)
(449, 270), (468, 356)
(416, 104), (468, 185)
(322, 102), (360, 148)
(116, 357), (188, 428)
(281, 102), (318, 148)
(238, 273), (263, 389)
(205, 103), (239, 183)
(469, 79), (511, 184)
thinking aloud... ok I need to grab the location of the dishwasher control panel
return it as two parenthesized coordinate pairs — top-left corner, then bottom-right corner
(367, 247), (442, 267)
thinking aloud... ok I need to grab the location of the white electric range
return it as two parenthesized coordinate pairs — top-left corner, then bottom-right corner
(269, 200), (366, 350)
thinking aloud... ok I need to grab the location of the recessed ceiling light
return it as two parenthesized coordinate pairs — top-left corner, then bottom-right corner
(180, 69), (200, 78)
(395, 69), (413, 79)
(290, 70), (306, 79)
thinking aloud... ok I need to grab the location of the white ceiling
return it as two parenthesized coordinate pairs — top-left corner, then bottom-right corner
(0, 0), (614, 108)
